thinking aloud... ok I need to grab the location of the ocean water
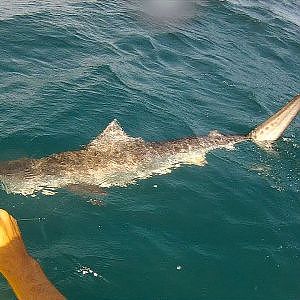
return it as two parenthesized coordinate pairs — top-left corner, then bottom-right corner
(0, 0), (299, 299)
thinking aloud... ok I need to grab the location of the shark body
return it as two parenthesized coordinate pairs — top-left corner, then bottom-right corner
(0, 95), (299, 196)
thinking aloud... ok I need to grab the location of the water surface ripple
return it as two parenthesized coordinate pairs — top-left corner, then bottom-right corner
(0, 0), (299, 299)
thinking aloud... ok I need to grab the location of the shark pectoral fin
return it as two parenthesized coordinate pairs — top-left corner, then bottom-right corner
(224, 144), (235, 151)
(41, 189), (57, 196)
(186, 156), (207, 167)
(66, 184), (107, 196)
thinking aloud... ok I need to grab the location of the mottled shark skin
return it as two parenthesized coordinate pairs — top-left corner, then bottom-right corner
(0, 94), (299, 196)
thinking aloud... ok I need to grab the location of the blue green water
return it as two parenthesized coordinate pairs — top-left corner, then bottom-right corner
(0, 0), (299, 299)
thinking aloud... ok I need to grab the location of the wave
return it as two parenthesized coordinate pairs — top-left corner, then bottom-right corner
(225, 0), (300, 27)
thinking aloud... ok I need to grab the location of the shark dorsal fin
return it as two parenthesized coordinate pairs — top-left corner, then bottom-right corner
(87, 119), (142, 149)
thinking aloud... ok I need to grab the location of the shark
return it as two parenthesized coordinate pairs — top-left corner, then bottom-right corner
(0, 94), (299, 196)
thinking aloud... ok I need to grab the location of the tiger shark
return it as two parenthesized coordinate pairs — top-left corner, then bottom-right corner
(0, 94), (299, 196)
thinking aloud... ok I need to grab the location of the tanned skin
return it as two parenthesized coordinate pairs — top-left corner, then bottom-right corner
(0, 209), (65, 300)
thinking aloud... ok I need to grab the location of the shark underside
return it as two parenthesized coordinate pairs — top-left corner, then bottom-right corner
(0, 95), (299, 196)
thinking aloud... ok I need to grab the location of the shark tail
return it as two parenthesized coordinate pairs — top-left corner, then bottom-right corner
(248, 94), (300, 143)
